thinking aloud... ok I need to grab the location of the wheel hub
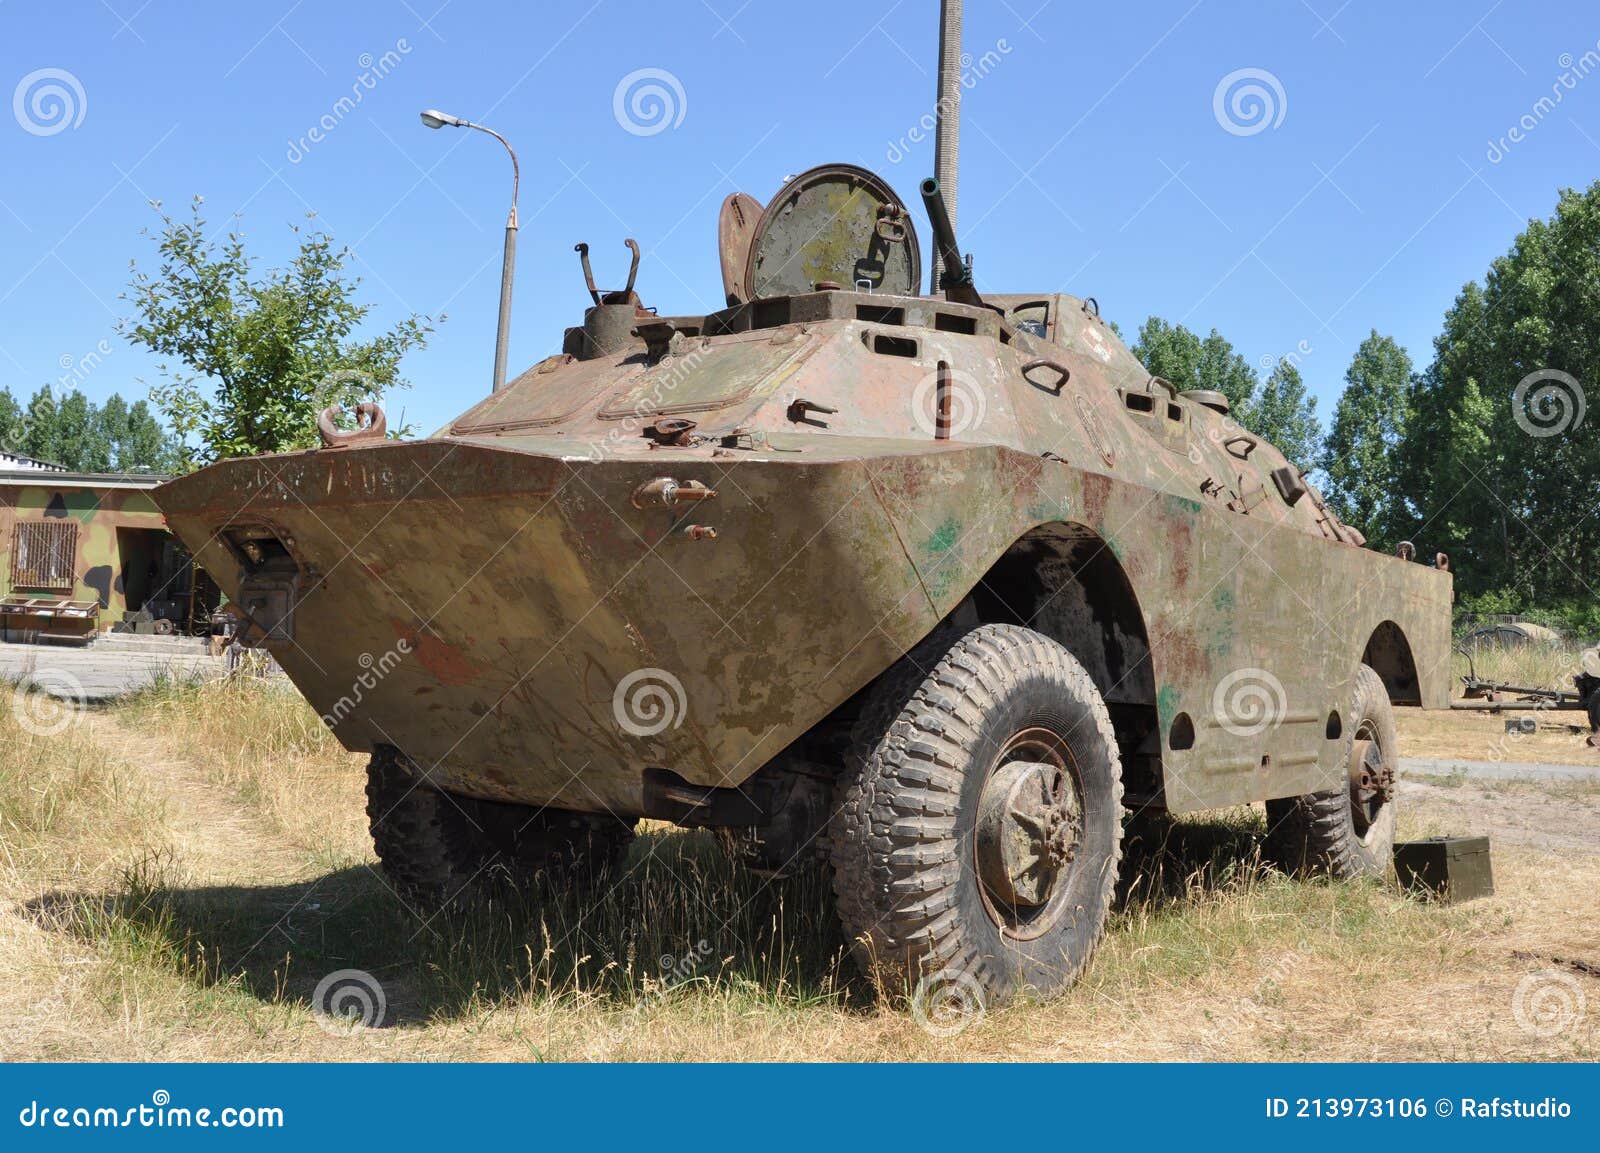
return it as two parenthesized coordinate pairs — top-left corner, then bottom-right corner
(976, 758), (1079, 908)
(1347, 736), (1394, 834)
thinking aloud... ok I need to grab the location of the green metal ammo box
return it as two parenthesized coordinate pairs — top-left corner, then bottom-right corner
(1394, 837), (1495, 903)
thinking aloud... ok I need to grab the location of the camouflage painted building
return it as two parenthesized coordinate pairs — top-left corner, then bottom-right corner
(0, 466), (191, 635)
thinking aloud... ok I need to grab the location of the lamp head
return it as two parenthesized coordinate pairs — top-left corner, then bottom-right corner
(419, 108), (465, 130)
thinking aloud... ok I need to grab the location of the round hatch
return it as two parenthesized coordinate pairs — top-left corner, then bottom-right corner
(1186, 389), (1232, 415)
(742, 163), (921, 301)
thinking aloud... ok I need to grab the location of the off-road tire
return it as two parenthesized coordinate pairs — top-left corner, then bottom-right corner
(365, 747), (635, 909)
(1266, 663), (1397, 879)
(830, 623), (1124, 1007)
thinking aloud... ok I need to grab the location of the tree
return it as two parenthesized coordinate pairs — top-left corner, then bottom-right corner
(122, 197), (433, 468)
(1250, 360), (1321, 469)
(110, 399), (179, 472)
(1395, 180), (1600, 613)
(1196, 330), (1259, 416)
(1321, 331), (1413, 545)
(1131, 317), (1259, 416)
(0, 388), (21, 452)
(1132, 316), (1203, 387)
(54, 390), (108, 472)
(17, 387), (61, 465)
(91, 394), (130, 470)
(0, 385), (180, 472)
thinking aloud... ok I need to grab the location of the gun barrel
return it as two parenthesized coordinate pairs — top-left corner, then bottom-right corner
(920, 178), (967, 289)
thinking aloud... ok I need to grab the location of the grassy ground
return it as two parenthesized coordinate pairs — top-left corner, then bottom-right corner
(1, 673), (1596, 1061)
(1452, 636), (1593, 693)
(1400, 639), (1600, 765)
(1394, 707), (1599, 766)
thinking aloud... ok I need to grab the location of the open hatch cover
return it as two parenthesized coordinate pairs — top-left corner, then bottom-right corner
(742, 163), (921, 301)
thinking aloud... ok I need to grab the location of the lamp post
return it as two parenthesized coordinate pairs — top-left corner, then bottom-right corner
(931, 0), (961, 294)
(420, 108), (519, 393)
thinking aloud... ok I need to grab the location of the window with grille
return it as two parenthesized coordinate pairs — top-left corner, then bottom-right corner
(10, 521), (78, 590)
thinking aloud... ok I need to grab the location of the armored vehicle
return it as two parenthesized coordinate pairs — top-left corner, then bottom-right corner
(154, 163), (1452, 1004)
(153, 9), (1453, 1007)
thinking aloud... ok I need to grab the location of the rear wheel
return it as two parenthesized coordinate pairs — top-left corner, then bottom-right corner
(365, 747), (635, 909)
(830, 623), (1123, 1009)
(1267, 663), (1397, 879)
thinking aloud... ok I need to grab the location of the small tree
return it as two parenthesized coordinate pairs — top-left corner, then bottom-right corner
(1131, 316), (1259, 415)
(1250, 359), (1322, 469)
(18, 387), (61, 465)
(122, 197), (432, 469)
(91, 394), (180, 472)
(1321, 331), (1413, 544)
(0, 388), (22, 453)
(53, 390), (106, 471)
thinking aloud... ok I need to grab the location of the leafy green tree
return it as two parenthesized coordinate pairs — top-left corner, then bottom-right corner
(53, 390), (109, 472)
(1131, 316), (1259, 415)
(102, 397), (179, 472)
(122, 197), (433, 468)
(1250, 359), (1321, 469)
(1321, 332), (1413, 544)
(1132, 317), (1201, 388)
(1396, 180), (1600, 610)
(1195, 331), (1260, 416)
(18, 387), (61, 465)
(0, 388), (22, 451)
(91, 394), (130, 469)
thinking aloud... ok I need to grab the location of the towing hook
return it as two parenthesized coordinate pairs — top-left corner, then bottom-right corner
(317, 402), (387, 448)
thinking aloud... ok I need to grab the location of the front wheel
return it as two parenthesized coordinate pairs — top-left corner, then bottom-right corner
(365, 747), (635, 910)
(830, 623), (1124, 1008)
(1266, 663), (1398, 879)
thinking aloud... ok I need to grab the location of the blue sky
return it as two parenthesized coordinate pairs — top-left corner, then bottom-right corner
(3, 0), (1598, 438)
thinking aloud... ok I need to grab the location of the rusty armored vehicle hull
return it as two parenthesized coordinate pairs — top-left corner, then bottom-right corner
(155, 162), (1453, 1006)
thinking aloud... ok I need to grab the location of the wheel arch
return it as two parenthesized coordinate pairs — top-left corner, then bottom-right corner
(1362, 619), (1422, 706)
(957, 521), (1161, 806)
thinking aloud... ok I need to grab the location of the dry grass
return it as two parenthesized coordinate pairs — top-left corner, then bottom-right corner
(1391, 638), (1600, 766)
(115, 674), (368, 865)
(1395, 707), (1599, 766)
(0, 676), (1596, 1062)
(1453, 637), (1590, 694)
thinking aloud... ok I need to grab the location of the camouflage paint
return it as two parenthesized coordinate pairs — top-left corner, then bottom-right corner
(156, 284), (1452, 819)
(0, 476), (169, 624)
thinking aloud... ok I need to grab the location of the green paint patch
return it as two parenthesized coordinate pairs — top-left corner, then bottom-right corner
(1157, 684), (1182, 726)
(60, 492), (105, 522)
(924, 517), (960, 555)
(1205, 586), (1237, 659)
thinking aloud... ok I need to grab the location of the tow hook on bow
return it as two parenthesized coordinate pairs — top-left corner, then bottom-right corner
(317, 403), (388, 448)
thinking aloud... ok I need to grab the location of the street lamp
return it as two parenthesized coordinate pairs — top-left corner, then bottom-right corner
(420, 108), (520, 393)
